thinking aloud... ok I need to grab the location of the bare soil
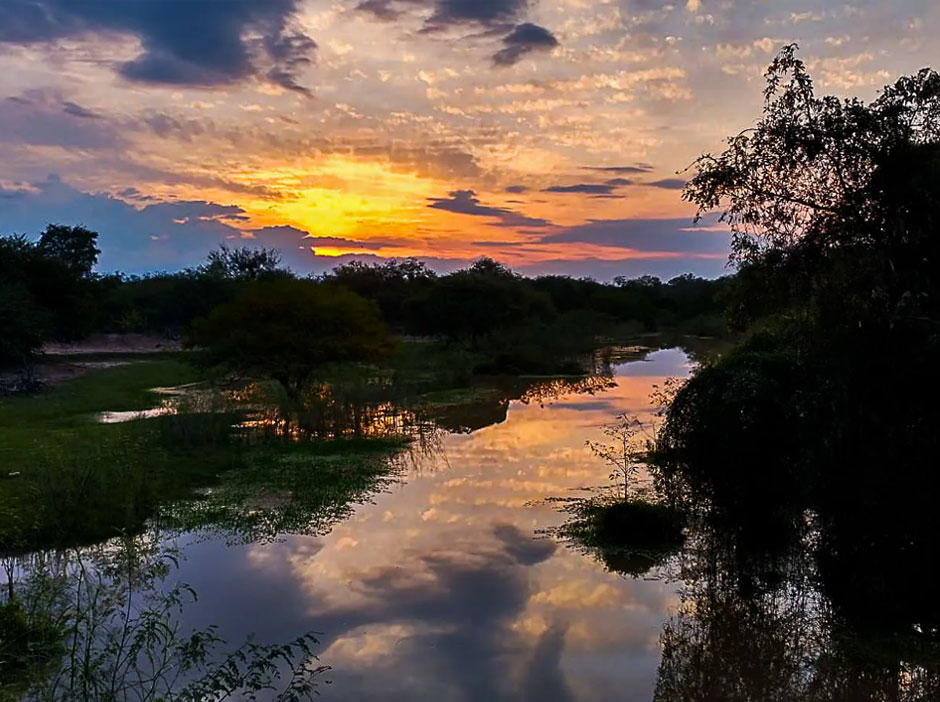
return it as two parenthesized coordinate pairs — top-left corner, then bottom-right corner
(42, 333), (181, 356)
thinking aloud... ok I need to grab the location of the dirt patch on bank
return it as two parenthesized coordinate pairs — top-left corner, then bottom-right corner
(42, 333), (181, 356)
(3, 334), (185, 394)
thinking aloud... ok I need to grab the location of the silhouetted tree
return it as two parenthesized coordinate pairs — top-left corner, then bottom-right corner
(324, 258), (436, 326)
(37, 224), (100, 277)
(189, 280), (391, 394)
(201, 244), (287, 281)
(405, 258), (554, 341)
(0, 234), (96, 371)
(685, 44), (940, 332)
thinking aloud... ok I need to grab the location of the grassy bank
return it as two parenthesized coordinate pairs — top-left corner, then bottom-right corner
(0, 357), (409, 553)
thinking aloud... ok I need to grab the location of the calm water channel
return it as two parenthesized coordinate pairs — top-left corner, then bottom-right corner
(162, 348), (691, 701)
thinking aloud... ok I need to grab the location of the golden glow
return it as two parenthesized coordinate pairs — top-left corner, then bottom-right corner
(234, 156), (441, 241)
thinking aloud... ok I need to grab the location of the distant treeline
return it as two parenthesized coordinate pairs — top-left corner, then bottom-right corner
(1, 225), (731, 375)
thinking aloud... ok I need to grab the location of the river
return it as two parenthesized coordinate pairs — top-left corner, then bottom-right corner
(161, 347), (692, 701)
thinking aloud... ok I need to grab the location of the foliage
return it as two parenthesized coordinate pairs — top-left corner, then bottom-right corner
(685, 44), (940, 333)
(37, 224), (100, 278)
(405, 257), (555, 341)
(189, 279), (392, 395)
(586, 413), (653, 499)
(558, 497), (685, 578)
(0, 234), (96, 371)
(323, 258), (436, 327)
(0, 595), (62, 692)
(0, 279), (49, 375)
(200, 244), (287, 282)
(650, 49), (940, 698)
(3, 538), (328, 701)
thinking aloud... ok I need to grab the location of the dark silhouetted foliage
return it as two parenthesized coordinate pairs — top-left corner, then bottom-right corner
(37, 223), (100, 277)
(201, 244), (286, 281)
(0, 233), (97, 371)
(404, 257), (556, 341)
(323, 258), (436, 327)
(188, 279), (392, 394)
(649, 47), (940, 700)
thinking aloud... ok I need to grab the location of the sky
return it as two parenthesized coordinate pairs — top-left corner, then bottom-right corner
(1, 1), (938, 279)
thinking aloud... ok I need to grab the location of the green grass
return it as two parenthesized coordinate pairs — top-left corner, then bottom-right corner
(0, 360), (200, 488)
(0, 358), (408, 554)
(0, 358), (196, 429)
(159, 437), (409, 544)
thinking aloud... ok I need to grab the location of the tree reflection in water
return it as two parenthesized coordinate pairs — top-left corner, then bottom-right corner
(159, 370), (620, 546)
(653, 509), (940, 701)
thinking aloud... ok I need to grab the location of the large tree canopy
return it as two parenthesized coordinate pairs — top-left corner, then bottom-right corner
(685, 45), (940, 330)
(189, 279), (391, 394)
(0, 234), (96, 371)
(37, 224), (100, 277)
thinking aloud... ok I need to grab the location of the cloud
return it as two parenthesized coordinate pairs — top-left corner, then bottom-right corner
(505, 185), (529, 193)
(357, 0), (528, 31)
(0, 175), (249, 270)
(427, 189), (552, 228)
(0, 93), (117, 148)
(582, 165), (654, 174)
(492, 523), (556, 565)
(538, 215), (730, 256)
(493, 23), (559, 66)
(646, 178), (687, 190)
(604, 178), (634, 186)
(251, 225), (398, 258)
(0, 0), (316, 92)
(424, 0), (529, 31)
(542, 183), (617, 194)
(61, 101), (101, 119)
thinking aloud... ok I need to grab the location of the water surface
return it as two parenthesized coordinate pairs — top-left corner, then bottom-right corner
(168, 348), (692, 701)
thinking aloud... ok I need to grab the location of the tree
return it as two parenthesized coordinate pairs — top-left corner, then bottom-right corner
(201, 244), (286, 281)
(0, 234), (94, 372)
(405, 258), (554, 341)
(587, 414), (650, 499)
(37, 224), (100, 277)
(0, 279), (48, 373)
(324, 258), (436, 326)
(189, 280), (391, 394)
(684, 44), (940, 331)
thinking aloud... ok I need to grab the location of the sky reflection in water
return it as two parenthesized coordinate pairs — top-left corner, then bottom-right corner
(170, 349), (693, 701)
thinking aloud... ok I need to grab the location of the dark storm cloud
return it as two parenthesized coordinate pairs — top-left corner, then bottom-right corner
(543, 183), (617, 194)
(355, 0), (413, 21)
(646, 178), (687, 190)
(492, 23), (559, 66)
(356, 0), (533, 33)
(492, 523), (557, 565)
(522, 624), (575, 702)
(0, 0), (316, 91)
(263, 31), (318, 96)
(428, 189), (552, 227)
(425, 0), (530, 31)
(252, 225), (400, 252)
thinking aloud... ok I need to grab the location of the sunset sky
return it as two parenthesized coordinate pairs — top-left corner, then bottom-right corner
(1, 0), (938, 278)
